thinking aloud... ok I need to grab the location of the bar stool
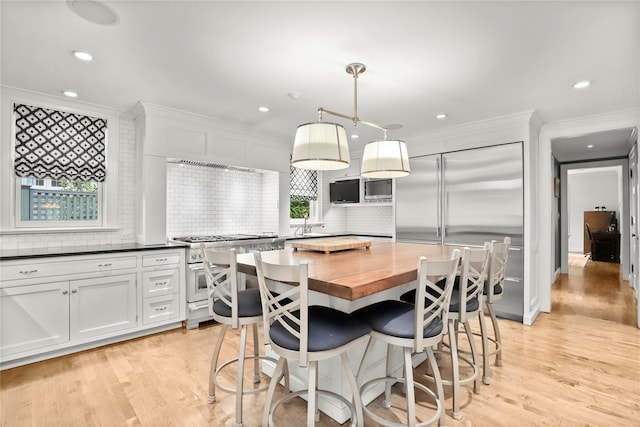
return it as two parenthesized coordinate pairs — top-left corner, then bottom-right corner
(479, 237), (510, 383)
(201, 245), (275, 427)
(254, 252), (371, 427)
(354, 250), (461, 427)
(418, 245), (490, 419)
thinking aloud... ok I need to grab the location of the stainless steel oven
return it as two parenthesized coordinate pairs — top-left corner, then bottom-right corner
(171, 234), (285, 329)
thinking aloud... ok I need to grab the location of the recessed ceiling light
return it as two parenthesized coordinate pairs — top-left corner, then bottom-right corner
(258, 106), (269, 112)
(73, 51), (93, 61)
(573, 80), (591, 89)
(351, 134), (359, 139)
(62, 90), (78, 98)
(587, 144), (594, 148)
(66, 0), (120, 25)
(435, 114), (448, 119)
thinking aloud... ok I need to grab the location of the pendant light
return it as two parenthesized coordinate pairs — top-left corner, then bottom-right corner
(291, 63), (410, 177)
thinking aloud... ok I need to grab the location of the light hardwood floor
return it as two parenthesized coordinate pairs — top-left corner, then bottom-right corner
(1, 260), (639, 426)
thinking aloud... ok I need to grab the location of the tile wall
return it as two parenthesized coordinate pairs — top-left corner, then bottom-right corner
(166, 163), (279, 237)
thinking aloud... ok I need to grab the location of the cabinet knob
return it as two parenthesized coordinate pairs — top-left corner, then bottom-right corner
(62, 290), (68, 295)
(71, 289), (78, 294)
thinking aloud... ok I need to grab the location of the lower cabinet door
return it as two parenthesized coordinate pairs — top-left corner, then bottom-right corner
(1, 281), (70, 357)
(70, 274), (137, 341)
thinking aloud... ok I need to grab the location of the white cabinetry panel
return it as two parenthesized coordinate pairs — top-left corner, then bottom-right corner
(69, 274), (137, 341)
(0, 282), (69, 356)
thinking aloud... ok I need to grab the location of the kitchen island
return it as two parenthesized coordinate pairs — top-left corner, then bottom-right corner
(236, 240), (461, 423)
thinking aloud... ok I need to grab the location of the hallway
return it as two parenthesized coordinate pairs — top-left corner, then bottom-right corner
(554, 254), (637, 326)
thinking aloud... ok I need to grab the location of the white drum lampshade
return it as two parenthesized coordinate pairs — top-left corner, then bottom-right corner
(361, 140), (411, 178)
(291, 122), (350, 170)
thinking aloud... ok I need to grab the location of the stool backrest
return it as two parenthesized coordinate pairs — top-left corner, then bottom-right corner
(486, 237), (511, 303)
(458, 244), (491, 322)
(254, 252), (310, 366)
(414, 249), (461, 351)
(200, 244), (239, 327)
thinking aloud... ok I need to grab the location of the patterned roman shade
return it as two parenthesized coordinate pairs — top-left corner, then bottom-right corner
(14, 104), (107, 182)
(290, 165), (318, 201)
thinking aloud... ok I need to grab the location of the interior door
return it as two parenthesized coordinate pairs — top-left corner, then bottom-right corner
(628, 143), (639, 327)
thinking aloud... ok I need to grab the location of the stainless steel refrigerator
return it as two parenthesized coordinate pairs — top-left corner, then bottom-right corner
(395, 142), (524, 321)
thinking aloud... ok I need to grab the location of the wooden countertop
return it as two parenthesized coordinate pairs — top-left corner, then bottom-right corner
(236, 241), (461, 301)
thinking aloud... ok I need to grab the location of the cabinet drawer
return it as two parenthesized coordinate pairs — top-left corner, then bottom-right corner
(1, 256), (137, 282)
(142, 293), (180, 325)
(142, 253), (181, 268)
(142, 269), (180, 297)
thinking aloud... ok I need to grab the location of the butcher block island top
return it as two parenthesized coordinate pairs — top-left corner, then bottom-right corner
(236, 241), (461, 301)
(291, 237), (371, 253)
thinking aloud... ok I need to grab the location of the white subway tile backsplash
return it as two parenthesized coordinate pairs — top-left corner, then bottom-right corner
(166, 163), (279, 237)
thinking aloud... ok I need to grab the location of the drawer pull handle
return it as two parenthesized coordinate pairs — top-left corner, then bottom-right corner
(19, 269), (38, 274)
(98, 263), (112, 267)
(154, 281), (168, 287)
(155, 306), (168, 312)
(155, 258), (168, 262)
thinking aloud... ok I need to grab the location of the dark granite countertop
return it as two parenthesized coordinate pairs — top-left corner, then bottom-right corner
(282, 232), (392, 240)
(0, 242), (188, 261)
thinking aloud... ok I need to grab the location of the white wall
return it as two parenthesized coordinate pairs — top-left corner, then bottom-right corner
(567, 168), (621, 252)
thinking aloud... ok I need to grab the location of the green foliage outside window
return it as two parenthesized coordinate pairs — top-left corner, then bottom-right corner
(290, 199), (310, 218)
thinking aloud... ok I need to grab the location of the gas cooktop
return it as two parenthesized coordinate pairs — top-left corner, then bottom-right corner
(172, 234), (262, 243)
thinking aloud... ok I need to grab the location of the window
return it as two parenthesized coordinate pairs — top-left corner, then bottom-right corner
(12, 103), (107, 227)
(290, 165), (319, 222)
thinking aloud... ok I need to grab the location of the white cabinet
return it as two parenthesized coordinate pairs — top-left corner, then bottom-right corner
(70, 274), (137, 341)
(0, 281), (69, 357)
(0, 248), (186, 369)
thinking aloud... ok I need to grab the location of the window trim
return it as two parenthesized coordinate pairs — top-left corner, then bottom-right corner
(0, 88), (120, 233)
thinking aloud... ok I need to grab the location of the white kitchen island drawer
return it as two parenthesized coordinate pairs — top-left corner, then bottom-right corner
(142, 293), (180, 325)
(142, 269), (180, 297)
(142, 253), (181, 268)
(0, 256), (137, 283)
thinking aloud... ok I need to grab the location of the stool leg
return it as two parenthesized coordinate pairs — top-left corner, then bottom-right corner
(341, 351), (364, 427)
(383, 343), (393, 408)
(403, 347), (417, 427)
(307, 360), (318, 427)
(448, 319), (462, 420)
(252, 322), (261, 383)
(235, 325), (248, 427)
(486, 302), (503, 366)
(263, 356), (286, 427)
(425, 346), (446, 427)
(463, 320), (480, 394)
(209, 324), (228, 403)
(478, 308), (492, 385)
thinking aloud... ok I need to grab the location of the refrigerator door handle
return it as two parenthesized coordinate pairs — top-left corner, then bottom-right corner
(505, 277), (522, 283)
(437, 156), (442, 238)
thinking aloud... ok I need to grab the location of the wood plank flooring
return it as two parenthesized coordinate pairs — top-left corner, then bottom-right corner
(1, 260), (639, 426)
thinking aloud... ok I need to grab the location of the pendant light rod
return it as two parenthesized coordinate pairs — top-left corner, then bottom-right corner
(316, 63), (387, 135)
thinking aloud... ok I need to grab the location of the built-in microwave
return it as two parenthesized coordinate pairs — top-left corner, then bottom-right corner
(364, 178), (392, 200)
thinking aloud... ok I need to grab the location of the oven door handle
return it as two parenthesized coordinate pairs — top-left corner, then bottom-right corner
(189, 264), (205, 272)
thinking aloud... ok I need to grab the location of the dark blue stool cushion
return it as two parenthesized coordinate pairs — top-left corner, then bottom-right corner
(400, 276), (478, 313)
(269, 305), (371, 352)
(484, 282), (503, 296)
(448, 289), (479, 313)
(353, 300), (443, 339)
(213, 288), (263, 318)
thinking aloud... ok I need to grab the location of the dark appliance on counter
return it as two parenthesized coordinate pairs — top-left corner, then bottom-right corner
(330, 178), (360, 204)
(170, 234), (285, 329)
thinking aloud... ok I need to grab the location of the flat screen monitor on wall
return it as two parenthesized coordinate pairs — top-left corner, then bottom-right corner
(329, 179), (360, 204)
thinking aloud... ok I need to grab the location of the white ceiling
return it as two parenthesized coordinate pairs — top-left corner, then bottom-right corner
(1, 1), (638, 158)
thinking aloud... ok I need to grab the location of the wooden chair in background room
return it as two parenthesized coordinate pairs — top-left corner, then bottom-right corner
(478, 237), (510, 383)
(354, 250), (461, 427)
(200, 245), (275, 427)
(254, 252), (371, 427)
(585, 223), (593, 261)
